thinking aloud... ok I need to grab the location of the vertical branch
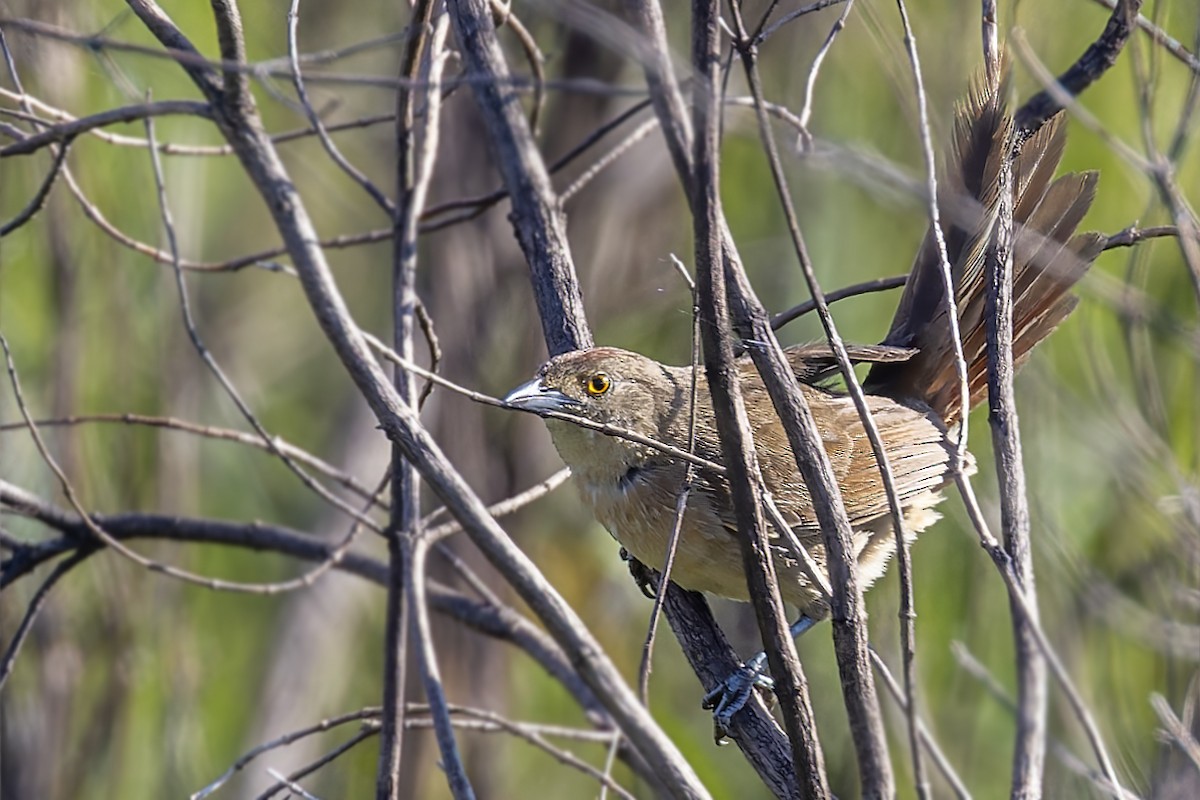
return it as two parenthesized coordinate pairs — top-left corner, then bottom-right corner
(449, 0), (591, 356)
(981, 2), (1000, 85)
(616, 9), (804, 786)
(719, 3), (896, 794)
(690, 3), (829, 797)
(660, 585), (800, 798)
(984, 142), (1046, 799)
(376, 0), (436, 795)
(620, 0), (695, 187)
(404, 535), (476, 799)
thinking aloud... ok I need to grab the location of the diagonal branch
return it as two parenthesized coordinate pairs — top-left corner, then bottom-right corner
(120, 2), (708, 796)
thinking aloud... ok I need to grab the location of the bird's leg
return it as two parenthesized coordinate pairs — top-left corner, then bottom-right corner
(701, 614), (820, 743)
(620, 547), (659, 599)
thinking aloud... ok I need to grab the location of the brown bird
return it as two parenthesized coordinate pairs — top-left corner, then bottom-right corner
(505, 82), (1102, 724)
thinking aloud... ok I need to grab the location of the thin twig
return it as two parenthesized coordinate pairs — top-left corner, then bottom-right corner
(1150, 693), (1200, 776)
(1088, 0), (1200, 74)
(193, 708), (381, 799)
(0, 550), (89, 691)
(730, 1), (905, 791)
(868, 648), (971, 800)
(637, 254), (701, 705)
(0, 412), (383, 507)
(954, 476), (1126, 793)
(1014, 0), (1146, 138)
(0, 135), (72, 235)
(287, 0), (394, 216)
(693, 1), (829, 792)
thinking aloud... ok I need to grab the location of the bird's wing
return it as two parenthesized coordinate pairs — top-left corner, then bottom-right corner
(736, 377), (954, 531)
(781, 343), (918, 384)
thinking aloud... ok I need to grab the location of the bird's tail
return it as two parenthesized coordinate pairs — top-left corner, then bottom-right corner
(864, 79), (1104, 425)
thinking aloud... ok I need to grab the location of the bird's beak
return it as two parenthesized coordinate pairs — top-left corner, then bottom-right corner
(503, 378), (581, 413)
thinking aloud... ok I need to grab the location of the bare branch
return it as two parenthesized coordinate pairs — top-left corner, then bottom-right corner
(1015, 0), (1146, 138)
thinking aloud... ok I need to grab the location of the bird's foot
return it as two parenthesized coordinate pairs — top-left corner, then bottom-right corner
(701, 655), (774, 744)
(620, 547), (658, 599)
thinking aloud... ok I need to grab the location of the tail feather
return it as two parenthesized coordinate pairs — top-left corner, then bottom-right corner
(865, 76), (1100, 424)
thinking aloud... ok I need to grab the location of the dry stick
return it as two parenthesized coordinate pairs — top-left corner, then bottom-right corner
(361, 333), (725, 475)
(1150, 693), (1200, 776)
(598, 732), (623, 800)
(1014, 0), (1144, 139)
(0, 550), (89, 691)
(0, 29), (73, 242)
(982, 118), (1045, 799)
(406, 533), (475, 800)
(950, 641), (1139, 800)
(488, 0), (546, 133)
(0, 135), (71, 235)
(0, 413), (383, 508)
(0, 100), (212, 155)
(121, 2), (707, 795)
(266, 770), (320, 800)
(795, 0), (854, 146)
(391, 7), (468, 799)
(691, 2), (828, 796)
(619, 0), (694, 193)
(286, 0), (393, 217)
(424, 467), (571, 542)
(621, 0), (814, 792)
(414, 299), (441, 408)
(0, 17), (651, 96)
(254, 728), (378, 800)
(981, 1), (999, 84)
(1090, 0), (1200, 74)
(0, 478), (615, 734)
(2, 333), (356, 594)
(890, 8), (977, 790)
(953, 475), (1125, 792)
(449, 0), (592, 356)
(193, 708), (382, 799)
(423, 94), (652, 219)
(446, 705), (635, 800)
(1103, 224), (1183, 250)
(375, 0), (433, 791)
(637, 255), (702, 706)
(729, 1), (914, 793)
(57, 158), (295, 274)
(148, 106), (386, 558)
(1164, 11), (1200, 165)
(756, 492), (970, 797)
(892, 0), (970, 466)
(868, 650), (972, 800)
(752, 0), (848, 47)
(560, 117), (659, 203)
(770, 275), (908, 331)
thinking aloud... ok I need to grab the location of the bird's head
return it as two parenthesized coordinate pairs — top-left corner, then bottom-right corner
(504, 347), (688, 479)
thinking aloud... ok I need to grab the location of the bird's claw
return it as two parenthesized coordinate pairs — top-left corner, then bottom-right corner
(620, 548), (658, 599)
(701, 662), (775, 743)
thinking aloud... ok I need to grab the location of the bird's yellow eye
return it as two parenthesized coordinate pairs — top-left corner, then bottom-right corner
(585, 373), (611, 396)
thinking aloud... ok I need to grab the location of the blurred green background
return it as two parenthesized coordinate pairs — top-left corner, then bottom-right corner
(2, 0), (1198, 797)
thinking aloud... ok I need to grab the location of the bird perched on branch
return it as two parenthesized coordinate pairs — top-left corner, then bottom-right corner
(505, 81), (1102, 730)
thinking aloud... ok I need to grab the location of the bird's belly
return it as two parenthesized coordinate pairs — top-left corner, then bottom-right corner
(577, 477), (947, 612)
(579, 477), (758, 602)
